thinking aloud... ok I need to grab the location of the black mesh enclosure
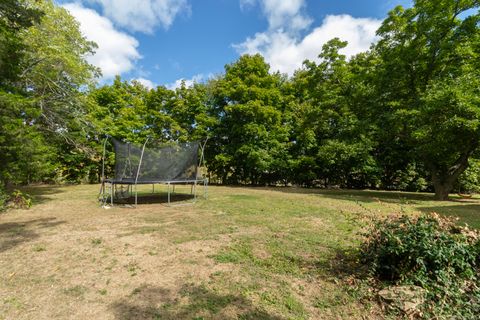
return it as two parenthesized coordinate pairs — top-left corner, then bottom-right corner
(111, 138), (200, 183)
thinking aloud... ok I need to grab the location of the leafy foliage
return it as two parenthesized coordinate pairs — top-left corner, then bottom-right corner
(361, 213), (480, 318)
(457, 158), (480, 193)
(207, 54), (290, 184)
(1, 0), (480, 199)
(0, 0), (98, 188)
(7, 189), (32, 209)
(372, 0), (480, 199)
(0, 186), (7, 211)
(0, 0), (42, 87)
(0, 188), (32, 211)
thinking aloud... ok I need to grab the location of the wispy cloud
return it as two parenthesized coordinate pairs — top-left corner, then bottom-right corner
(133, 78), (156, 89)
(86, 0), (191, 33)
(166, 73), (211, 90)
(63, 3), (141, 80)
(240, 0), (311, 33)
(236, 0), (381, 75)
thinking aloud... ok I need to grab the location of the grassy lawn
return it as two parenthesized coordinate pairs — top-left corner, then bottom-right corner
(0, 185), (479, 319)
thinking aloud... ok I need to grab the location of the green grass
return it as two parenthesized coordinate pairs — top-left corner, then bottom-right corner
(63, 285), (88, 298)
(32, 243), (46, 252)
(125, 261), (140, 276)
(2, 184), (479, 319)
(3, 297), (23, 310)
(91, 237), (102, 245)
(198, 187), (480, 319)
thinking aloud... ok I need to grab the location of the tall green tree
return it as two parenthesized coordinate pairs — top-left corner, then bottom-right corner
(0, 0), (42, 87)
(209, 54), (290, 184)
(373, 0), (480, 199)
(20, 0), (99, 183)
(0, 0), (48, 187)
(291, 39), (378, 187)
(90, 77), (198, 144)
(20, 0), (99, 144)
(89, 77), (153, 143)
(166, 82), (217, 142)
(346, 48), (428, 191)
(1, 0), (99, 186)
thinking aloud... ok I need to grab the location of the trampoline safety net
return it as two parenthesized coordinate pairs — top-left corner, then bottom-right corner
(112, 138), (200, 183)
(99, 138), (207, 207)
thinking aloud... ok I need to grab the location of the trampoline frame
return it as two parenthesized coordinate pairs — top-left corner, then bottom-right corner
(99, 137), (208, 207)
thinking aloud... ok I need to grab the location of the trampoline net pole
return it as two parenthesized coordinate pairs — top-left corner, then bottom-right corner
(199, 139), (208, 201)
(133, 137), (149, 207)
(98, 137), (109, 205)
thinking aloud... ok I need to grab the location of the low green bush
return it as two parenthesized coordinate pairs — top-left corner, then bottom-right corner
(456, 158), (480, 194)
(360, 213), (480, 318)
(0, 187), (8, 211)
(7, 189), (32, 209)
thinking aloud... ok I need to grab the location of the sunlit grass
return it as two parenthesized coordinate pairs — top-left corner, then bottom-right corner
(1, 184), (478, 319)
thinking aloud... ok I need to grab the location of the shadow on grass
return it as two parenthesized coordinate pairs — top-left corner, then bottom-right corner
(0, 217), (65, 252)
(418, 204), (480, 229)
(111, 283), (283, 320)
(318, 247), (368, 279)
(260, 187), (437, 204)
(18, 185), (67, 205)
(114, 193), (195, 205)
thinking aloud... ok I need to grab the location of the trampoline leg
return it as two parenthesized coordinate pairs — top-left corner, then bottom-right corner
(152, 184), (155, 193)
(98, 181), (105, 206)
(193, 181), (197, 202)
(135, 184), (138, 207)
(110, 182), (114, 206)
(99, 181), (104, 198)
(204, 179), (208, 199)
(167, 182), (171, 205)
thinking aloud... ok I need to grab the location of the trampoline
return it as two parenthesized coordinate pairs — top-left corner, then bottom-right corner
(99, 137), (208, 207)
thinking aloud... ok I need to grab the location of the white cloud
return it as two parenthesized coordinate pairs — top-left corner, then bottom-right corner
(235, 14), (381, 75)
(166, 73), (207, 90)
(87, 0), (190, 33)
(240, 0), (311, 33)
(239, 0), (256, 10)
(133, 78), (156, 89)
(63, 3), (141, 80)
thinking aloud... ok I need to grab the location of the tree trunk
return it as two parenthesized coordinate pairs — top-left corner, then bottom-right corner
(432, 178), (453, 201)
(430, 150), (473, 201)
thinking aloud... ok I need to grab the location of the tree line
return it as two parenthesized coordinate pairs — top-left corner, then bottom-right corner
(1, 0), (479, 201)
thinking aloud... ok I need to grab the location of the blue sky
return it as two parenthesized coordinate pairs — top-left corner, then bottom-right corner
(61, 0), (412, 88)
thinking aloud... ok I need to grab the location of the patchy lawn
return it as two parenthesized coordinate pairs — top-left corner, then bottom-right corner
(0, 185), (479, 319)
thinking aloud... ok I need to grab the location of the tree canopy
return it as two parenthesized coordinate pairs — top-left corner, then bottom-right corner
(1, 0), (479, 201)
(372, 0), (480, 199)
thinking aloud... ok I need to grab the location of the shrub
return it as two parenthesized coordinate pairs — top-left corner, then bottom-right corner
(360, 213), (480, 318)
(0, 187), (8, 211)
(456, 158), (480, 194)
(7, 190), (32, 209)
